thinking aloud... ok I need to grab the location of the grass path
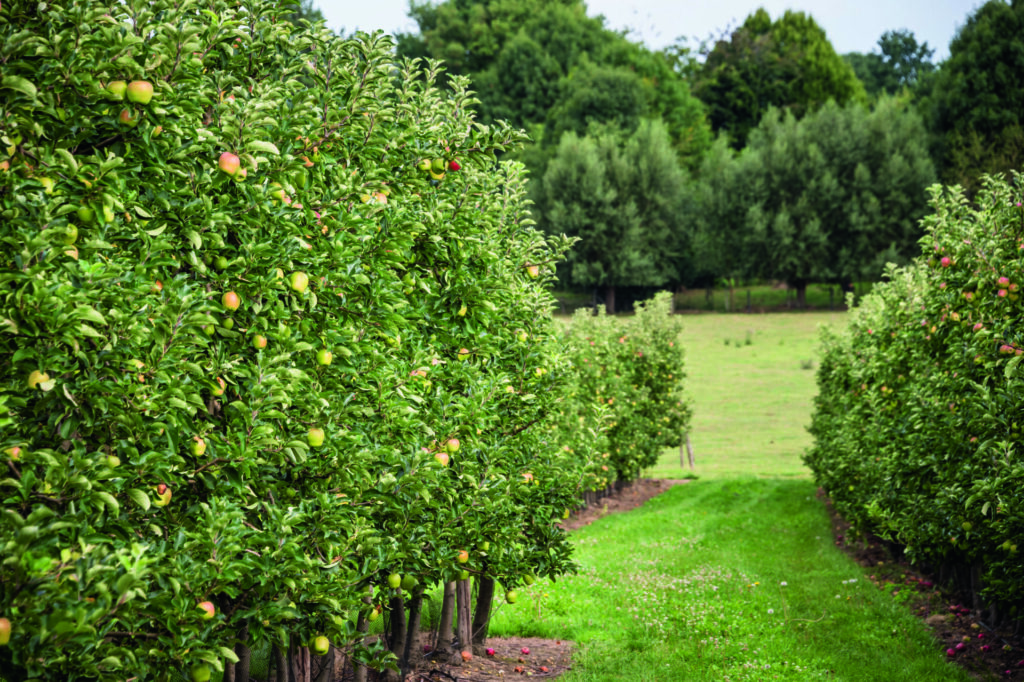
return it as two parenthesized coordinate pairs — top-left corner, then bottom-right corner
(488, 313), (969, 680)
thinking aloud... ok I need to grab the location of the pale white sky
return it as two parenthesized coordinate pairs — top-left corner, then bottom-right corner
(315, 0), (983, 61)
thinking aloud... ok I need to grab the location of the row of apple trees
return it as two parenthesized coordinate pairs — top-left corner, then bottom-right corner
(807, 172), (1024, 614)
(0, 0), (690, 680)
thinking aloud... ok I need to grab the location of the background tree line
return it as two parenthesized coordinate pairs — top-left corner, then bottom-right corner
(309, 0), (1023, 311)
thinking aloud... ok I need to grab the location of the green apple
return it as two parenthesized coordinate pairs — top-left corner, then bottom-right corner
(214, 255), (229, 270)
(126, 80), (153, 105)
(505, 590), (518, 604)
(252, 335), (267, 350)
(27, 370), (50, 390)
(401, 575), (417, 591)
(307, 427), (325, 448)
(457, 304), (467, 316)
(106, 80), (127, 101)
(76, 205), (95, 223)
(458, 570), (470, 581)
(312, 635), (330, 656)
(387, 573), (401, 589)
(191, 436), (206, 457)
(316, 349), (333, 365)
(63, 224), (78, 245)
(190, 663), (211, 682)
(523, 574), (536, 585)
(105, 455), (121, 468)
(290, 271), (309, 293)
(478, 541), (490, 552)
(445, 438), (460, 454)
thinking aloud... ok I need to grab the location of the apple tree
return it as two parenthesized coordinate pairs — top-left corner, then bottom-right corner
(0, 0), (595, 679)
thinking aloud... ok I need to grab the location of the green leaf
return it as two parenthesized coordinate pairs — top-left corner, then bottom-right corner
(3, 75), (37, 98)
(219, 647), (241, 664)
(128, 488), (151, 511)
(247, 140), (280, 155)
(94, 491), (120, 515)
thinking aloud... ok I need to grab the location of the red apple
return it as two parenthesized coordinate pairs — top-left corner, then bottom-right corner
(197, 601), (215, 619)
(126, 80), (153, 104)
(0, 617), (10, 646)
(4, 447), (22, 461)
(445, 438), (460, 454)
(434, 451), (449, 466)
(252, 335), (267, 349)
(212, 377), (226, 396)
(118, 109), (138, 127)
(218, 152), (240, 176)
(457, 550), (469, 563)
(154, 484), (172, 506)
(222, 291), (240, 310)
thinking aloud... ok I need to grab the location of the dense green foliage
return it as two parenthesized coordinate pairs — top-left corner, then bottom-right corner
(398, 0), (710, 161)
(694, 8), (866, 148)
(688, 98), (935, 301)
(807, 173), (1024, 607)
(0, 0), (622, 677)
(843, 30), (936, 99)
(926, 0), (1024, 193)
(537, 121), (686, 311)
(562, 293), (690, 482)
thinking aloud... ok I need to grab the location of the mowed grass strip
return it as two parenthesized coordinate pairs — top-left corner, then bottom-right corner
(489, 478), (970, 681)
(647, 312), (846, 480)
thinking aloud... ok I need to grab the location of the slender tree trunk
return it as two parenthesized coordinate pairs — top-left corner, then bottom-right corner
(385, 592), (407, 682)
(273, 643), (289, 682)
(436, 581), (456, 657)
(454, 578), (472, 664)
(604, 284), (616, 314)
(403, 588), (424, 674)
(313, 648), (333, 682)
(471, 575), (495, 652)
(226, 621), (250, 682)
(288, 637), (311, 682)
(352, 594), (372, 682)
(796, 283), (807, 309)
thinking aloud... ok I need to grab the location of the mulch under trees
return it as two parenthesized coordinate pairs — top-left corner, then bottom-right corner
(821, 489), (1024, 680)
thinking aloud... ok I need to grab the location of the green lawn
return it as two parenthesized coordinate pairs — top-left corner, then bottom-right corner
(647, 311), (845, 480)
(488, 312), (970, 681)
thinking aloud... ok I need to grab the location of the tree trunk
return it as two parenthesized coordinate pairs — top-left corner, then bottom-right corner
(385, 592), (407, 682)
(288, 637), (311, 682)
(402, 588), (424, 675)
(273, 643), (289, 682)
(796, 283), (807, 309)
(454, 578), (472, 664)
(436, 581), (456, 658)
(227, 621), (250, 682)
(604, 284), (616, 314)
(471, 575), (495, 652)
(352, 594), (372, 682)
